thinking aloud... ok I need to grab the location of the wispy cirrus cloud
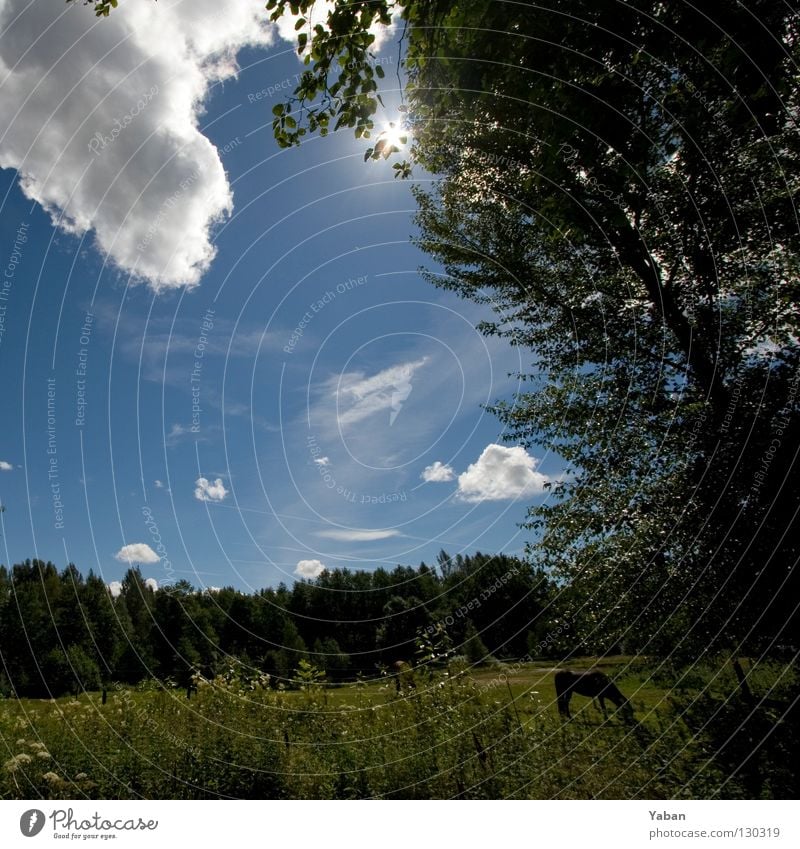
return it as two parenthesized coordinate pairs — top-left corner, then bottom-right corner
(325, 358), (428, 428)
(316, 528), (400, 542)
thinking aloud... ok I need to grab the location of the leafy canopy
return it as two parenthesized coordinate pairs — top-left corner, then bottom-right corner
(79, 1), (800, 656)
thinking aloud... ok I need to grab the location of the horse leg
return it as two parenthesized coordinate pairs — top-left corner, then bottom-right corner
(558, 693), (571, 719)
(599, 695), (608, 720)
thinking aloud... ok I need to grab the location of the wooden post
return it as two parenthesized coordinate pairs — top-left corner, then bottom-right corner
(505, 678), (524, 732)
(732, 657), (755, 705)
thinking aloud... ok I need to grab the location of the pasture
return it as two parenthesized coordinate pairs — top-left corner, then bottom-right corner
(0, 658), (795, 800)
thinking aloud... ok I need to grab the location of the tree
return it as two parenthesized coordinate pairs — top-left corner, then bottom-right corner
(375, 595), (430, 661)
(463, 621), (490, 665)
(407, 1), (800, 658)
(43, 645), (101, 695)
(257, 0), (799, 656)
(312, 637), (350, 677)
(80, 571), (125, 683)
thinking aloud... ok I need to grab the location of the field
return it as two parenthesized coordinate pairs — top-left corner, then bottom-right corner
(1, 658), (796, 800)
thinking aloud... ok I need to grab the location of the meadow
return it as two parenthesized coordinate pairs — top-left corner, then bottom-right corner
(1, 657), (796, 800)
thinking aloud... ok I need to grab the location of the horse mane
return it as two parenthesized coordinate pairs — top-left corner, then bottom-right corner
(604, 679), (628, 707)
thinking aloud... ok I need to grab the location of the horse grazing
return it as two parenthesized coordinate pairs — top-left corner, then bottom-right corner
(391, 660), (416, 693)
(554, 668), (632, 721)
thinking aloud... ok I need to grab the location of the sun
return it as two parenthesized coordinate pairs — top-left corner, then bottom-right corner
(380, 122), (407, 150)
(373, 121), (408, 158)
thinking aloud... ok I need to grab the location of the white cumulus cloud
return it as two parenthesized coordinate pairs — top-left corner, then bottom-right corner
(145, 577), (159, 592)
(0, 460), (12, 471)
(194, 476), (228, 502)
(295, 559), (326, 579)
(107, 580), (122, 598)
(421, 461), (454, 482)
(0, 0), (274, 290)
(115, 543), (160, 564)
(457, 444), (551, 502)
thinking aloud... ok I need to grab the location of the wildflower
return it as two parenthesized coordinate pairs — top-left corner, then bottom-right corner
(42, 771), (62, 784)
(75, 773), (88, 781)
(4, 753), (32, 772)
(16, 738), (26, 746)
(28, 741), (46, 750)
(36, 751), (51, 760)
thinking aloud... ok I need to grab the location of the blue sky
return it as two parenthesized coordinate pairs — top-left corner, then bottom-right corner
(0, 0), (560, 592)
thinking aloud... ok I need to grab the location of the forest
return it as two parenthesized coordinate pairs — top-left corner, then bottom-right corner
(0, 552), (563, 697)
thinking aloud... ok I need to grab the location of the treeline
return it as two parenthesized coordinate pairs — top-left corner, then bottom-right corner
(0, 551), (566, 698)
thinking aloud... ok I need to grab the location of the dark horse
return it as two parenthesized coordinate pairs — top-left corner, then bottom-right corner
(391, 660), (416, 693)
(554, 668), (633, 721)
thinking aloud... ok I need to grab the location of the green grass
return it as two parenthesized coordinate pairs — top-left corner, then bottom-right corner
(0, 657), (795, 799)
